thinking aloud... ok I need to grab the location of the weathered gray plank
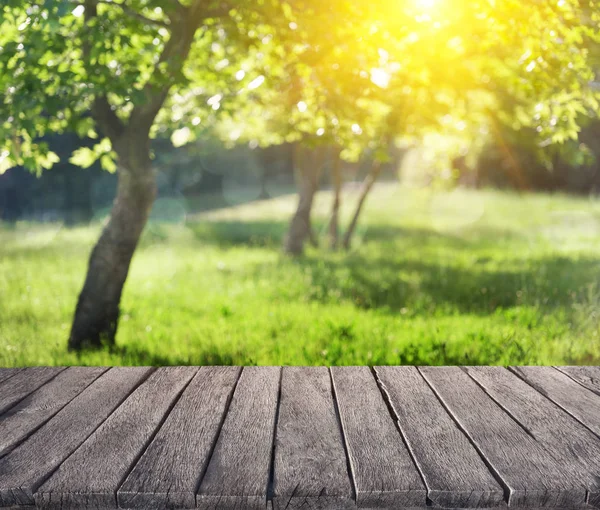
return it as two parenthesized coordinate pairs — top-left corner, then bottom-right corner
(0, 367), (107, 457)
(466, 366), (600, 508)
(361, 507), (591, 510)
(35, 366), (198, 510)
(510, 366), (600, 438)
(118, 366), (241, 509)
(0, 367), (151, 507)
(331, 367), (426, 508)
(374, 366), (505, 508)
(555, 366), (600, 397)
(0, 367), (65, 416)
(358, 503), (596, 510)
(272, 367), (354, 510)
(196, 366), (280, 510)
(0, 369), (23, 386)
(419, 366), (587, 508)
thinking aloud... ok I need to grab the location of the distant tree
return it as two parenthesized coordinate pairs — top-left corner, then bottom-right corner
(339, 0), (600, 249)
(327, 147), (343, 249)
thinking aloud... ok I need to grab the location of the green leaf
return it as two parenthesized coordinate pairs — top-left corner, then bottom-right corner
(100, 154), (117, 173)
(69, 147), (98, 168)
(40, 150), (60, 169)
(0, 151), (16, 175)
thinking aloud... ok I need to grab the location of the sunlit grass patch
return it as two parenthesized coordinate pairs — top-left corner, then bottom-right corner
(1, 184), (599, 366)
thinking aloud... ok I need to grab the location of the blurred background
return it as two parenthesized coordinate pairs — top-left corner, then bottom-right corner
(0, 0), (599, 366)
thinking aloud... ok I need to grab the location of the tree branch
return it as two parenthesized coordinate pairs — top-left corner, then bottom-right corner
(158, 0), (186, 25)
(94, 0), (171, 28)
(83, 0), (126, 143)
(70, 0), (172, 28)
(128, 0), (230, 134)
(92, 96), (126, 142)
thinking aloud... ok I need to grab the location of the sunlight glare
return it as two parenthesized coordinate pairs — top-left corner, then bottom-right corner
(370, 68), (391, 88)
(415, 0), (437, 10)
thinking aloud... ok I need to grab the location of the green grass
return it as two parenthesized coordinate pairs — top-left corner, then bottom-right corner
(2, 184), (600, 366)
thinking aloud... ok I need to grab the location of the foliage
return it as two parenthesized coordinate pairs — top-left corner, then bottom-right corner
(221, 0), (600, 165)
(0, 0), (283, 173)
(1, 0), (597, 173)
(2, 186), (600, 366)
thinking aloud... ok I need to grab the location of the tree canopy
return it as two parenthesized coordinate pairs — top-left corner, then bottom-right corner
(1, 0), (597, 173)
(209, 0), (599, 165)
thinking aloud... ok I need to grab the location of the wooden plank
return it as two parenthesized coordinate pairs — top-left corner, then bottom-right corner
(510, 366), (600, 438)
(356, 507), (597, 510)
(466, 366), (600, 508)
(331, 366), (426, 508)
(360, 507), (592, 510)
(419, 366), (587, 508)
(556, 366), (600, 397)
(0, 367), (65, 416)
(118, 366), (241, 509)
(272, 367), (354, 510)
(196, 366), (280, 510)
(0, 367), (107, 457)
(0, 369), (23, 386)
(35, 366), (198, 510)
(374, 366), (505, 508)
(0, 367), (151, 507)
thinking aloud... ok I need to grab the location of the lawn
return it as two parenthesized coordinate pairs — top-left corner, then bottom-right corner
(1, 183), (600, 366)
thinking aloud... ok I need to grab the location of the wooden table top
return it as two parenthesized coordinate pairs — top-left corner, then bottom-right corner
(0, 366), (599, 510)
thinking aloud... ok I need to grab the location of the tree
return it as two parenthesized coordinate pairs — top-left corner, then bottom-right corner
(179, 0), (600, 257)
(337, 0), (600, 249)
(0, 0), (292, 349)
(327, 146), (342, 249)
(283, 143), (325, 253)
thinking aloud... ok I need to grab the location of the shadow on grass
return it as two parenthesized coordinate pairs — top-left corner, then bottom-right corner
(189, 220), (289, 247)
(187, 219), (477, 248)
(72, 343), (259, 366)
(295, 254), (600, 314)
(187, 218), (600, 317)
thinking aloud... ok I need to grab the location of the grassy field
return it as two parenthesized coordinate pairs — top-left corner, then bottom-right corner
(2, 183), (600, 366)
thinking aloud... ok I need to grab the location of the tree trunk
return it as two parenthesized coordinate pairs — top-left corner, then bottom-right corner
(284, 145), (322, 255)
(68, 135), (156, 350)
(257, 147), (271, 200)
(258, 168), (270, 200)
(67, 0), (210, 351)
(328, 148), (342, 250)
(342, 160), (382, 251)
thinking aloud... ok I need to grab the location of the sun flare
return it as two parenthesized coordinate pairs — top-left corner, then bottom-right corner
(415, 0), (438, 9)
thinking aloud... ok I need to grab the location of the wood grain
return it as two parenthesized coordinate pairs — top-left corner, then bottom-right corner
(510, 366), (600, 438)
(197, 366), (280, 510)
(331, 367), (426, 508)
(375, 366), (505, 508)
(466, 366), (600, 508)
(272, 367), (354, 510)
(0, 369), (23, 386)
(420, 366), (587, 508)
(0, 367), (65, 416)
(0, 367), (151, 507)
(0, 367), (107, 457)
(118, 366), (241, 509)
(35, 366), (197, 510)
(555, 366), (600, 397)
